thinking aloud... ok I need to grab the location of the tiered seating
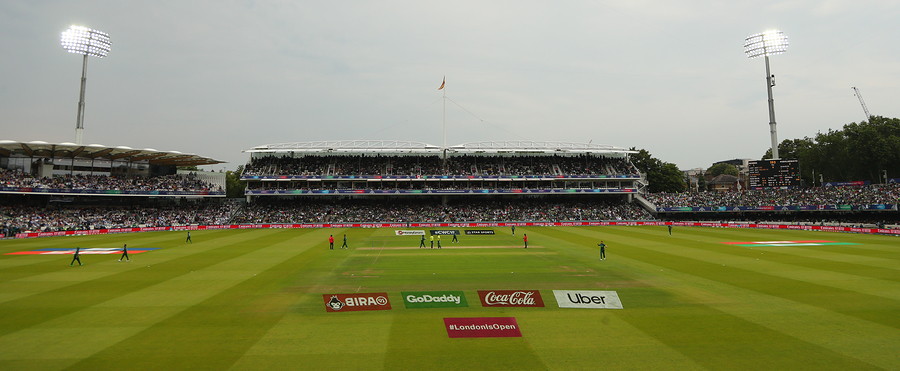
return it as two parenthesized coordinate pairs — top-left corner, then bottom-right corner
(0, 168), (223, 195)
(243, 154), (638, 177)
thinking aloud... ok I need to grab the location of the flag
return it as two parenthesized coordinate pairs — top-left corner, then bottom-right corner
(438, 77), (445, 90)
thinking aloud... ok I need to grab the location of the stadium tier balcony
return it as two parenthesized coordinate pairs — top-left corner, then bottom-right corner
(242, 154), (639, 179)
(1, 201), (240, 235)
(239, 141), (643, 198)
(647, 183), (899, 212)
(0, 169), (224, 196)
(231, 198), (653, 224)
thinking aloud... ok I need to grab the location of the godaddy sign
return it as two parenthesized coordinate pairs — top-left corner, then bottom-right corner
(402, 291), (468, 308)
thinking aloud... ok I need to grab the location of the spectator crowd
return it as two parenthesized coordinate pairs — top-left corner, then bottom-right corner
(232, 198), (653, 224)
(1, 201), (240, 236)
(242, 154), (638, 177)
(4, 161), (898, 237)
(645, 184), (900, 208)
(1, 197), (652, 236)
(0, 168), (223, 194)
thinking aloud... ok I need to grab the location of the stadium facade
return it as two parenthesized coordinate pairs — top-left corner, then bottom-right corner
(0, 139), (226, 202)
(241, 140), (644, 199)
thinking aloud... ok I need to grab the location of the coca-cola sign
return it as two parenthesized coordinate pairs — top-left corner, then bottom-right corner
(477, 290), (544, 307)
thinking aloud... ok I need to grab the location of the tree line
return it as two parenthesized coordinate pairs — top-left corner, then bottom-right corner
(763, 116), (899, 186)
(631, 116), (900, 193)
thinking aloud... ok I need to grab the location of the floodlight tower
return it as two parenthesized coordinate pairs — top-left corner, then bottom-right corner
(60, 25), (111, 145)
(744, 30), (789, 160)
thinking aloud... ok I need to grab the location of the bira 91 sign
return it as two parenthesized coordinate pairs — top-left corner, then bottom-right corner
(477, 290), (544, 307)
(444, 317), (522, 338)
(323, 293), (392, 312)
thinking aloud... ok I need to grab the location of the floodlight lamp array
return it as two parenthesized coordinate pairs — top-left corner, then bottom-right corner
(61, 25), (111, 58)
(743, 30), (788, 59)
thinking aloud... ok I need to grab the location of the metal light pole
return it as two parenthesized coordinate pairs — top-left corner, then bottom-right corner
(60, 25), (111, 145)
(744, 30), (789, 160)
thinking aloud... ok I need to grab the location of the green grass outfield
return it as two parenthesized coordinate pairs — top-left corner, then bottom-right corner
(0, 226), (897, 370)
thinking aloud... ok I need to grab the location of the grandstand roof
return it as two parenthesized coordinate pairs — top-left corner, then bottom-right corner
(246, 140), (441, 154)
(245, 140), (636, 155)
(450, 141), (635, 154)
(0, 140), (225, 166)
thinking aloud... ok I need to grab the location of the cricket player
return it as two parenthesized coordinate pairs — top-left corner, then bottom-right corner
(523, 234), (528, 249)
(341, 234), (349, 249)
(118, 243), (130, 262)
(70, 247), (83, 266)
(329, 235), (335, 250)
(419, 235), (426, 248)
(598, 241), (607, 260)
(186, 231), (192, 243)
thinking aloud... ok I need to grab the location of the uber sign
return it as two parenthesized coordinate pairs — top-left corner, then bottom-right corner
(553, 290), (623, 309)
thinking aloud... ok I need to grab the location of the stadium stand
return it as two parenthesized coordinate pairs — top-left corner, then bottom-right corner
(231, 197), (652, 224)
(243, 153), (637, 178)
(0, 199), (241, 236)
(0, 168), (223, 195)
(241, 140), (642, 195)
(645, 184), (899, 208)
(0, 140), (225, 196)
(0, 140), (230, 237)
(645, 183), (899, 227)
(3, 139), (896, 237)
(231, 140), (652, 224)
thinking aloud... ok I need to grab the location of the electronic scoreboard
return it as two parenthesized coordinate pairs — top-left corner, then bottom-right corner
(748, 159), (800, 189)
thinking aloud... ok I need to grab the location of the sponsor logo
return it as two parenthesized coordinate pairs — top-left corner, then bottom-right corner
(721, 240), (858, 247)
(444, 317), (522, 338)
(477, 290), (544, 307)
(394, 230), (426, 236)
(553, 290), (624, 309)
(402, 291), (468, 308)
(430, 230), (460, 235)
(323, 293), (392, 312)
(5, 248), (160, 255)
(464, 230), (495, 235)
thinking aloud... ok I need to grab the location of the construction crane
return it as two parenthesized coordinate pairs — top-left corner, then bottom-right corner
(851, 86), (871, 122)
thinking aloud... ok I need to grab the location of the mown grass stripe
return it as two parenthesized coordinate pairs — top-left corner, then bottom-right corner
(613, 249), (900, 370)
(610, 240), (899, 328)
(0, 229), (273, 337)
(616, 305), (883, 370)
(537, 226), (899, 368)
(0, 229), (237, 281)
(618, 226), (900, 286)
(762, 246), (900, 271)
(1, 226), (896, 369)
(65, 228), (361, 369)
(472, 226), (888, 370)
(0, 229), (251, 305)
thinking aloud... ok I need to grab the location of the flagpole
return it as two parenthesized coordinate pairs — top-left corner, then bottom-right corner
(440, 76), (446, 161)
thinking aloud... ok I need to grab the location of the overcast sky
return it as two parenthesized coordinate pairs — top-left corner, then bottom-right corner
(1, 1), (897, 171)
